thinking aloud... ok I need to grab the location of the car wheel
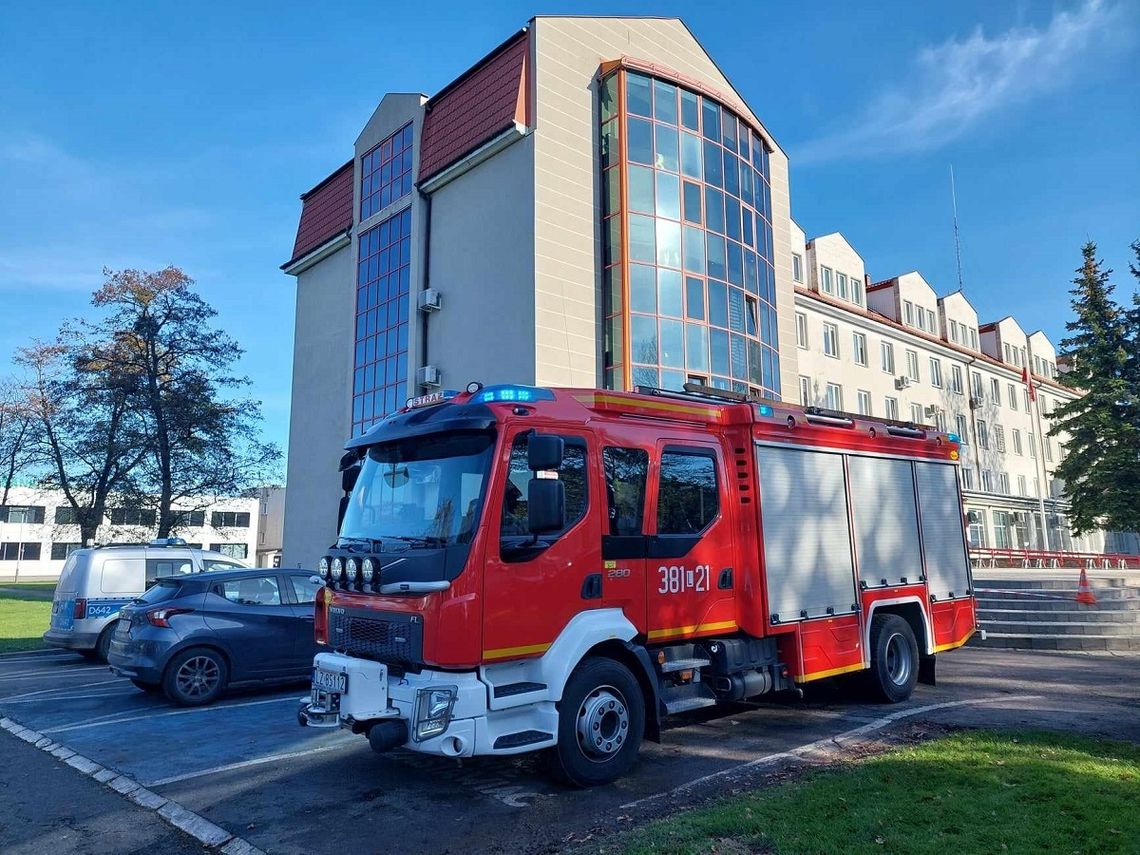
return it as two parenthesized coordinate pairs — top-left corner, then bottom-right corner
(867, 614), (919, 703)
(163, 648), (228, 707)
(95, 622), (117, 663)
(130, 679), (161, 694)
(544, 657), (644, 788)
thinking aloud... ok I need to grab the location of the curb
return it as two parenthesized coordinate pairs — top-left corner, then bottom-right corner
(0, 714), (264, 854)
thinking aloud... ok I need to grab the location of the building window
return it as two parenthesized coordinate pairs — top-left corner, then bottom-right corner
(910, 402), (923, 424)
(0, 542), (41, 561)
(0, 505), (45, 524)
(969, 328), (978, 350)
(54, 506), (94, 525)
(792, 253), (803, 283)
(927, 309), (936, 332)
(799, 375), (811, 406)
(172, 510), (206, 528)
(1007, 383), (1018, 410)
(905, 349), (919, 382)
(353, 207), (412, 435)
(961, 468), (974, 490)
(903, 300), (914, 326)
(50, 542), (82, 560)
(360, 123), (413, 220)
(949, 319), (959, 342)
(967, 507), (986, 545)
(971, 370), (983, 399)
(836, 272), (849, 300)
(950, 364), (963, 395)
(915, 308), (926, 331)
(852, 332), (867, 366)
(993, 510), (1011, 547)
(211, 511), (251, 529)
(881, 341), (895, 374)
(825, 383), (843, 410)
(929, 358), (942, 388)
(1045, 438), (1054, 462)
(109, 507), (157, 527)
(210, 543), (249, 560)
(851, 275), (864, 306)
(994, 424), (1005, 453)
(933, 409), (947, 431)
(956, 414), (969, 443)
(1012, 429), (1023, 455)
(857, 389), (871, 415)
(990, 377), (1001, 404)
(795, 312), (808, 348)
(822, 323), (839, 358)
(997, 472), (1010, 495)
(602, 70), (779, 399)
(1029, 432), (1037, 459)
(977, 419), (989, 449)
(1017, 474), (1027, 496)
(981, 469), (993, 493)
(884, 396), (899, 420)
(821, 266), (833, 294)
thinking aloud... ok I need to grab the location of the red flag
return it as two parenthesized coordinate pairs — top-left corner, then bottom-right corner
(1021, 365), (1036, 402)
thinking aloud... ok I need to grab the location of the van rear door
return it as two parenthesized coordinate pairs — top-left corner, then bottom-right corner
(49, 553), (82, 631)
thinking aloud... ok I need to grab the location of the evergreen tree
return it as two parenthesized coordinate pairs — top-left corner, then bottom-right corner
(1048, 242), (1140, 535)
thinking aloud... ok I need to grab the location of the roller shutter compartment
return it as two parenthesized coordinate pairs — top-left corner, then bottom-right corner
(848, 455), (923, 589)
(914, 460), (971, 600)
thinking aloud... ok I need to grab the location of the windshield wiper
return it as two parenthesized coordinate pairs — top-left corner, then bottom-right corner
(337, 536), (408, 553)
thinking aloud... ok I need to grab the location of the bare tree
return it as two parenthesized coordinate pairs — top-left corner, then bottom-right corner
(0, 380), (35, 505)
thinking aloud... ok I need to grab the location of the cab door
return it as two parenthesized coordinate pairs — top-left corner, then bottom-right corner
(645, 441), (737, 643)
(481, 426), (603, 662)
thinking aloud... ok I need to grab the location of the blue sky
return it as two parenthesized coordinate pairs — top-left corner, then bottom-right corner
(1, 1), (1137, 456)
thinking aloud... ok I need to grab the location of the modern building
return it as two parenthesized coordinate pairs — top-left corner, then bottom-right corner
(0, 488), (260, 581)
(255, 486), (286, 568)
(281, 16), (797, 568)
(788, 225), (1098, 554)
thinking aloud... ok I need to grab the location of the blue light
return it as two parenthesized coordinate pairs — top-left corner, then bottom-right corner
(473, 384), (556, 405)
(757, 405), (773, 416)
(947, 433), (961, 443)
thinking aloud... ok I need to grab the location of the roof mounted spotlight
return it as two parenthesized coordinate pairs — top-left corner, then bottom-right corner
(465, 381), (484, 394)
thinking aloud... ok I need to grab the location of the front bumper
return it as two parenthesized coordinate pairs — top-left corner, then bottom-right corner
(298, 651), (557, 758)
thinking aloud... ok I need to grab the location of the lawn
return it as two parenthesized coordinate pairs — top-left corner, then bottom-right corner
(610, 731), (1140, 855)
(0, 581), (58, 601)
(0, 596), (52, 652)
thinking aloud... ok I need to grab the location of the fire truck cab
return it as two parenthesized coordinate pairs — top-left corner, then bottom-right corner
(299, 383), (977, 786)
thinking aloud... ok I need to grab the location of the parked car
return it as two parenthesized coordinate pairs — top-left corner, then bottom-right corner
(108, 567), (321, 705)
(44, 540), (250, 661)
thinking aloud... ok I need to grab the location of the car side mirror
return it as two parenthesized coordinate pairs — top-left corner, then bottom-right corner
(528, 434), (564, 472)
(527, 477), (566, 534)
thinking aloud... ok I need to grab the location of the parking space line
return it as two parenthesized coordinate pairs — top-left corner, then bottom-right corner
(42, 694), (302, 734)
(146, 738), (358, 787)
(0, 666), (106, 681)
(0, 689), (139, 704)
(0, 678), (123, 703)
(620, 693), (1042, 810)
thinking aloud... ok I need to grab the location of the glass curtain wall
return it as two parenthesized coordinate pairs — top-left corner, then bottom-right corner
(601, 69), (780, 399)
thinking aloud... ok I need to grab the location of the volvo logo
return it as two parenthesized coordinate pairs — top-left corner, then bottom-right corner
(330, 607), (346, 615)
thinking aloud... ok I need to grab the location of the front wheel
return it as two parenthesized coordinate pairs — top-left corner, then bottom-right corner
(867, 614), (919, 703)
(544, 657), (644, 787)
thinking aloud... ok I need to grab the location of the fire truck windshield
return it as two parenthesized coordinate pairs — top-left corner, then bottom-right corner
(339, 430), (495, 548)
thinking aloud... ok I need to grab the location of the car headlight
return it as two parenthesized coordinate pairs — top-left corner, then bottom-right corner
(318, 557), (330, 580)
(413, 686), (457, 742)
(361, 558), (376, 584)
(346, 558), (358, 583)
(331, 557), (344, 582)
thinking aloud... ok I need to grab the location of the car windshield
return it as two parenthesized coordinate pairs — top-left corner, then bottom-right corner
(340, 430), (495, 547)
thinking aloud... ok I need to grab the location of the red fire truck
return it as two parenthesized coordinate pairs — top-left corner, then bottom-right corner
(299, 383), (977, 786)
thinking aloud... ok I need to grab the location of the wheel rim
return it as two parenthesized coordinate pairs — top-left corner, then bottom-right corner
(884, 632), (912, 686)
(575, 684), (630, 762)
(176, 656), (220, 698)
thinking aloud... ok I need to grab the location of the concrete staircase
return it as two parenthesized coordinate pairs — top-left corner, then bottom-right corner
(971, 571), (1140, 652)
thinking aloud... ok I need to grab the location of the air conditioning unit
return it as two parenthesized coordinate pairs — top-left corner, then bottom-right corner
(894, 376), (912, 390)
(417, 288), (442, 312)
(417, 365), (441, 389)
(969, 396), (984, 409)
(924, 405), (942, 419)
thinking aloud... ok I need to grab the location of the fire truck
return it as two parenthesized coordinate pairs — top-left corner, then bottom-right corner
(299, 382), (977, 786)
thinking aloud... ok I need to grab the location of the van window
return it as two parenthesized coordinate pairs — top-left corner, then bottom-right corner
(101, 558), (144, 594)
(202, 559), (246, 573)
(56, 553), (81, 593)
(146, 557), (193, 584)
(656, 449), (719, 535)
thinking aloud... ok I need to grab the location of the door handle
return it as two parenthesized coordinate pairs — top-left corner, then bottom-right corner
(717, 568), (734, 590)
(580, 573), (603, 600)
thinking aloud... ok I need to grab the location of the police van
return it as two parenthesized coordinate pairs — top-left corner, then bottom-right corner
(44, 539), (249, 660)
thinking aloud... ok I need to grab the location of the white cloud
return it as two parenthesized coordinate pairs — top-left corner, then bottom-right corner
(795, 0), (1131, 164)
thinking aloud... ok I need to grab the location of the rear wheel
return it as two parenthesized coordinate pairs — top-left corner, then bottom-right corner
(544, 657), (644, 787)
(867, 614), (919, 703)
(163, 648), (228, 706)
(94, 622), (117, 662)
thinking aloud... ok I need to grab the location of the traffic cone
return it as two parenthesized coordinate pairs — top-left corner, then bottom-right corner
(1075, 568), (1097, 605)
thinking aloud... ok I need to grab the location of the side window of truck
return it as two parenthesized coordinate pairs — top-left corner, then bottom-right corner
(603, 447), (649, 536)
(657, 449), (719, 535)
(500, 435), (588, 540)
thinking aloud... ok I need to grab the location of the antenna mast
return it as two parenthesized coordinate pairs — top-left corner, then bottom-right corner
(950, 165), (964, 291)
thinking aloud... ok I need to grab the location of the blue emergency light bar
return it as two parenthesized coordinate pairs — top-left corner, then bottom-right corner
(472, 384), (555, 404)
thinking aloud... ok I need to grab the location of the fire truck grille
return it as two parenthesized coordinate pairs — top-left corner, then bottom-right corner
(328, 608), (424, 665)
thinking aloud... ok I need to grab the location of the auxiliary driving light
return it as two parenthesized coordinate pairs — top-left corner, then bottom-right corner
(318, 556), (330, 580)
(361, 558), (376, 584)
(332, 557), (344, 582)
(346, 558), (359, 583)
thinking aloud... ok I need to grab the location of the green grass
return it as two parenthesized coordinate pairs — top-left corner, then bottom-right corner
(611, 731), (1140, 855)
(0, 596), (52, 652)
(0, 581), (58, 601)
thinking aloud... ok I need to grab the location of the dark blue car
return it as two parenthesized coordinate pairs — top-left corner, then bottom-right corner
(108, 567), (321, 706)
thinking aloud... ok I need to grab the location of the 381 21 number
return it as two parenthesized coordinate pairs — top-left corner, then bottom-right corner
(657, 564), (710, 594)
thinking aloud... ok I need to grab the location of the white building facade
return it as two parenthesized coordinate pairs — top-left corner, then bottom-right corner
(0, 488), (261, 581)
(789, 225), (1102, 555)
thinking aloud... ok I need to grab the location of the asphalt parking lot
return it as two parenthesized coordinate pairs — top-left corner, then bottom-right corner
(1, 645), (1138, 854)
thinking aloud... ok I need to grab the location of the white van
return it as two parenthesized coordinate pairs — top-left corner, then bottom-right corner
(44, 540), (250, 660)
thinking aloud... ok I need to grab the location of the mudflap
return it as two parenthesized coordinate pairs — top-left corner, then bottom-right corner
(918, 655), (936, 686)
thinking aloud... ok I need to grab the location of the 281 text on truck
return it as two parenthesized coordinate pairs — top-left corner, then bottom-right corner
(299, 382), (978, 786)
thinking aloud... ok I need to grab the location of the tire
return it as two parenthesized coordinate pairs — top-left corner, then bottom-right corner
(130, 679), (161, 694)
(163, 648), (228, 707)
(867, 614), (919, 703)
(544, 657), (644, 787)
(95, 622), (117, 662)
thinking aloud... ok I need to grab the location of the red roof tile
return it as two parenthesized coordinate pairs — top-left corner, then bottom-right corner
(418, 32), (528, 182)
(283, 160), (354, 269)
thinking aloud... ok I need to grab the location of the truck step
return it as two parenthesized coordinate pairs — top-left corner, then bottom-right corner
(493, 681), (547, 698)
(664, 695), (718, 714)
(492, 730), (554, 750)
(659, 657), (711, 674)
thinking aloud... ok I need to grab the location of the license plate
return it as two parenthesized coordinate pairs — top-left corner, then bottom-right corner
(313, 668), (347, 694)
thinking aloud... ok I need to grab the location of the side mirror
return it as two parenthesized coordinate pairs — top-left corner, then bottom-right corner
(342, 465), (361, 493)
(528, 434), (564, 472)
(527, 477), (566, 534)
